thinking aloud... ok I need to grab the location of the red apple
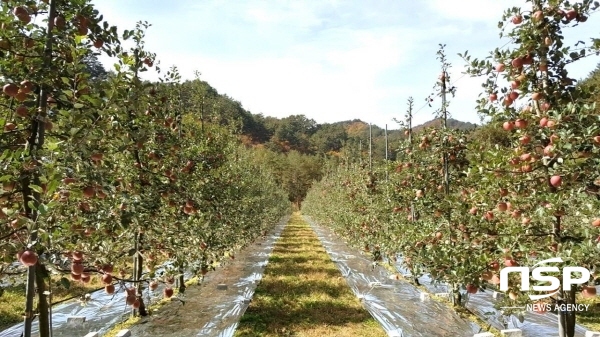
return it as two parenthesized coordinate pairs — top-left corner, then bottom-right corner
(512, 15), (523, 24)
(533, 302), (547, 314)
(519, 135), (531, 145)
(515, 119), (527, 129)
(582, 286), (596, 298)
(466, 284), (478, 294)
(519, 153), (531, 162)
(512, 57), (523, 68)
(16, 105), (29, 117)
(72, 251), (84, 260)
(71, 262), (84, 275)
(126, 294), (136, 305)
(19, 80), (34, 93)
(19, 250), (38, 267)
(3, 83), (18, 97)
(4, 122), (17, 132)
(54, 15), (66, 29)
(105, 284), (115, 294)
(82, 186), (95, 198)
(532, 10), (544, 22)
(149, 281), (159, 291)
(503, 121), (514, 131)
(543, 145), (554, 156)
(489, 274), (500, 284)
(495, 64), (505, 72)
(91, 153), (103, 161)
(163, 287), (174, 298)
(550, 175), (562, 187)
(101, 274), (113, 284)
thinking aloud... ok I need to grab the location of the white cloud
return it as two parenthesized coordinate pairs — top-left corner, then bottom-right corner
(426, 0), (523, 23)
(90, 0), (600, 129)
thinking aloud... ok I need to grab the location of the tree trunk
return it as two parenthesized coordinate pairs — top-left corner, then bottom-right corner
(557, 288), (577, 337)
(35, 263), (50, 337)
(178, 267), (185, 294)
(133, 233), (148, 316)
(23, 264), (36, 337)
(23, 0), (57, 332)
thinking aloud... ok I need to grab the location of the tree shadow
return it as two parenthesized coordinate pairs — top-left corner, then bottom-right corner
(235, 220), (383, 336)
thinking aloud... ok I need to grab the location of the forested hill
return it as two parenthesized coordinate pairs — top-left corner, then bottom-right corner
(178, 75), (477, 160)
(251, 117), (478, 161)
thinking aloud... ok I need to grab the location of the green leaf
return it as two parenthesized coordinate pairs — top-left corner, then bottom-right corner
(46, 141), (63, 151)
(30, 185), (43, 193)
(59, 277), (70, 289)
(38, 204), (48, 215)
(73, 103), (84, 109)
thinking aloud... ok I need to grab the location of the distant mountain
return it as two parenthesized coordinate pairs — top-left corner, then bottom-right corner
(412, 118), (478, 133)
(328, 118), (477, 137)
(171, 77), (478, 158)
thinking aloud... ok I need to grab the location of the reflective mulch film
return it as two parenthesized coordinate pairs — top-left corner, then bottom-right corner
(304, 216), (481, 337)
(0, 217), (288, 337)
(395, 257), (592, 337)
(195, 221), (287, 337)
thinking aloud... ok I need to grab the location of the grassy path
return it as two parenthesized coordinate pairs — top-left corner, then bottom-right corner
(234, 213), (386, 337)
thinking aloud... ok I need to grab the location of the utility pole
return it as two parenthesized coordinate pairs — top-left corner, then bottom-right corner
(385, 124), (389, 181)
(407, 98), (415, 223)
(359, 139), (362, 166)
(369, 123), (372, 171)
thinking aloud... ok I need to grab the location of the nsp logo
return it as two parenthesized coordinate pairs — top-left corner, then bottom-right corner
(499, 257), (591, 300)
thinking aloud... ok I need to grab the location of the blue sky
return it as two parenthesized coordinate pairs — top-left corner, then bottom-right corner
(91, 0), (600, 129)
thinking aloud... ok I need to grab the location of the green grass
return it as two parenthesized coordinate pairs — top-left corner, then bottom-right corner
(0, 275), (104, 331)
(234, 212), (387, 337)
(576, 295), (600, 331)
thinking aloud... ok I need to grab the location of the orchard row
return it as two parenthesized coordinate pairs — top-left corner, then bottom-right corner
(304, 0), (600, 335)
(0, 0), (290, 335)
